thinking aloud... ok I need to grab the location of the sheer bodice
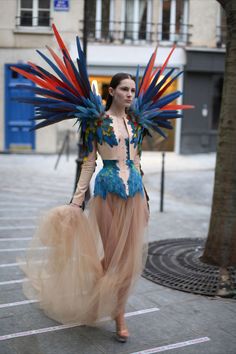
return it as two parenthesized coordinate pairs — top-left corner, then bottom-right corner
(73, 115), (143, 205)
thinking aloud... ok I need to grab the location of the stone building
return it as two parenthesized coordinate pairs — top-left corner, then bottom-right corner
(0, 0), (226, 154)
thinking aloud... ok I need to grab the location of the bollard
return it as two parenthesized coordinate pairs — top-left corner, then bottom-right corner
(160, 152), (165, 212)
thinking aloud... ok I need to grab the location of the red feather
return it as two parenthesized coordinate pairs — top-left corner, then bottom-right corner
(139, 46), (157, 94)
(160, 104), (194, 110)
(52, 23), (71, 59)
(46, 45), (71, 80)
(159, 44), (176, 77)
(10, 66), (61, 93)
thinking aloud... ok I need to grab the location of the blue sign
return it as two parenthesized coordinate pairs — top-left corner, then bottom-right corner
(54, 0), (69, 11)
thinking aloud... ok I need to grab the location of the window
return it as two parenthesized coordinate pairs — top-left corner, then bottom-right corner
(160, 0), (189, 42)
(88, 0), (96, 38)
(124, 0), (134, 40)
(139, 0), (148, 40)
(18, 0), (51, 27)
(101, 0), (110, 39)
(87, 0), (111, 40)
(124, 0), (152, 41)
(162, 0), (171, 40)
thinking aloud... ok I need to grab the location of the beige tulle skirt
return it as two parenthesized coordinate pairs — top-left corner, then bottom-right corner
(19, 193), (149, 325)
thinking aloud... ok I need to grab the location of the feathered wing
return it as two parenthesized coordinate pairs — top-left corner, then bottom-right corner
(10, 24), (117, 154)
(128, 45), (194, 150)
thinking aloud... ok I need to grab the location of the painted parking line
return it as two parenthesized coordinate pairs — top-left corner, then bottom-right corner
(0, 299), (38, 309)
(0, 247), (46, 252)
(0, 248), (29, 252)
(130, 337), (211, 354)
(0, 261), (26, 268)
(0, 260), (41, 268)
(0, 226), (35, 230)
(0, 300), (161, 312)
(0, 307), (160, 341)
(0, 278), (28, 286)
(0, 237), (31, 241)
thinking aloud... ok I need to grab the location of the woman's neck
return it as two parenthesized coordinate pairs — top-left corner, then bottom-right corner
(107, 105), (126, 118)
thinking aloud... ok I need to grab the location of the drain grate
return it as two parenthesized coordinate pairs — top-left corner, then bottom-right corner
(142, 238), (236, 297)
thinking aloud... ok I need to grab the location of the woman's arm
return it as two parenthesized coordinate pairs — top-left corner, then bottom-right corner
(71, 142), (97, 207)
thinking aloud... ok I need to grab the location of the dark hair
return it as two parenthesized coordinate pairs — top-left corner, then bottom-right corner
(105, 72), (135, 111)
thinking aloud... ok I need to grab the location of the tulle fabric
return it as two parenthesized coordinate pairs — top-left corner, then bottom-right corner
(19, 193), (149, 325)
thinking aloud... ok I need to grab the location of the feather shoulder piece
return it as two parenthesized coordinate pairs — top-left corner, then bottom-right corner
(127, 46), (194, 153)
(10, 24), (117, 155)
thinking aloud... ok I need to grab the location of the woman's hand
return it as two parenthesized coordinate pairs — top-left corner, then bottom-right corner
(70, 201), (85, 210)
(71, 202), (83, 209)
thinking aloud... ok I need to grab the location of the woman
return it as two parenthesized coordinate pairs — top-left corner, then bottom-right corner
(71, 72), (149, 341)
(13, 24), (191, 344)
(21, 72), (149, 343)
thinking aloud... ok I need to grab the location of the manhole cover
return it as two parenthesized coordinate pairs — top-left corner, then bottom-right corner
(142, 238), (236, 296)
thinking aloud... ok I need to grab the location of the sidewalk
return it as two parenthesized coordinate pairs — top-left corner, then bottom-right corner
(0, 152), (235, 354)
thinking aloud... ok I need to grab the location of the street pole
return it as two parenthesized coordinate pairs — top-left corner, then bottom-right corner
(160, 152), (165, 212)
(72, 0), (89, 202)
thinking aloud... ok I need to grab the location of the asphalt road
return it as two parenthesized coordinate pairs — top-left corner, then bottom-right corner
(0, 153), (235, 354)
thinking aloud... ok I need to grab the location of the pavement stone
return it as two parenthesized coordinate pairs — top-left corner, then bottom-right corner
(0, 152), (235, 354)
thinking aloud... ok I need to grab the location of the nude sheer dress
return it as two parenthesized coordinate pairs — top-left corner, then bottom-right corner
(20, 115), (149, 325)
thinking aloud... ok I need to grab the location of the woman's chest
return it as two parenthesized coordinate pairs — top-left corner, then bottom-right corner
(98, 117), (137, 160)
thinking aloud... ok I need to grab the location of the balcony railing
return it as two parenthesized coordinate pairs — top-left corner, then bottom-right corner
(80, 20), (192, 45)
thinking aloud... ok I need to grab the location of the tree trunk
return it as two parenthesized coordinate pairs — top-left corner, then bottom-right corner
(201, 0), (236, 267)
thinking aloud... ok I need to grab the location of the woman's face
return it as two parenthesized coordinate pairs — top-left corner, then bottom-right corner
(109, 78), (135, 109)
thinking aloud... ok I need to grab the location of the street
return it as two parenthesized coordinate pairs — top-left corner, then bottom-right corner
(0, 152), (235, 354)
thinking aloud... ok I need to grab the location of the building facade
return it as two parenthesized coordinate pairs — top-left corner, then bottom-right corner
(0, 0), (226, 154)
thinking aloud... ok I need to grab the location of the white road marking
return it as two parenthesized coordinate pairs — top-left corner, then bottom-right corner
(0, 278), (28, 286)
(0, 226), (35, 230)
(0, 299), (38, 309)
(0, 247), (46, 252)
(0, 237), (31, 241)
(125, 308), (159, 317)
(0, 307), (160, 341)
(130, 337), (211, 354)
(0, 260), (41, 268)
(0, 261), (26, 268)
(0, 248), (29, 252)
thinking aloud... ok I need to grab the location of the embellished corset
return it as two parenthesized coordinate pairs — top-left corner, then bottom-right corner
(94, 159), (144, 200)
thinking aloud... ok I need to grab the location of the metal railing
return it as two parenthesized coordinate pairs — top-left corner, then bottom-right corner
(79, 20), (192, 45)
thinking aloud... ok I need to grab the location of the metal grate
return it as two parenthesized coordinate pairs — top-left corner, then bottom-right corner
(142, 238), (236, 297)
